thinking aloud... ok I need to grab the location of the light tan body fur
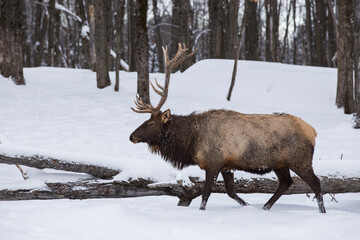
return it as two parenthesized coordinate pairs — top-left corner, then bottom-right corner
(192, 110), (317, 173)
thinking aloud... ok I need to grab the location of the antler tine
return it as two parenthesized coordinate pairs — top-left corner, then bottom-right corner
(162, 46), (169, 66)
(130, 107), (153, 114)
(137, 95), (154, 109)
(150, 80), (163, 96)
(153, 78), (164, 91)
(130, 94), (155, 114)
(166, 43), (198, 71)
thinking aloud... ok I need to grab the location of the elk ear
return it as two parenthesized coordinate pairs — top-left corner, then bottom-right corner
(161, 109), (171, 123)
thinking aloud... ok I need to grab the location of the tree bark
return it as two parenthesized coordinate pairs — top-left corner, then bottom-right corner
(75, 0), (92, 70)
(326, 0), (337, 67)
(265, 2), (271, 61)
(314, 0), (328, 67)
(271, 0), (279, 62)
(115, 0), (125, 92)
(0, 0), (25, 85)
(208, 0), (239, 60)
(47, 0), (56, 66)
(33, 0), (48, 67)
(1, 176), (360, 204)
(305, 0), (314, 65)
(208, 0), (224, 58)
(0, 154), (119, 179)
(87, 1), (96, 71)
(244, 0), (258, 60)
(224, 0), (240, 59)
(336, 0), (354, 114)
(354, 0), (360, 128)
(136, 0), (150, 103)
(265, 0), (279, 62)
(292, 0), (297, 65)
(281, 1), (292, 62)
(171, 0), (193, 71)
(94, 0), (111, 89)
(127, 0), (137, 72)
(152, 0), (164, 73)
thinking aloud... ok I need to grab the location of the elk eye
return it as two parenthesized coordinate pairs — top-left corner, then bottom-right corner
(148, 122), (155, 127)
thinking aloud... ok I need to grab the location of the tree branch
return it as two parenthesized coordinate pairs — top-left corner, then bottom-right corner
(0, 154), (119, 179)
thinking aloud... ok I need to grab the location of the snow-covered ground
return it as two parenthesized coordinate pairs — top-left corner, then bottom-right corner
(1, 60), (360, 239)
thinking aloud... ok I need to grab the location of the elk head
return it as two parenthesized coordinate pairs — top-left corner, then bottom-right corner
(129, 43), (197, 145)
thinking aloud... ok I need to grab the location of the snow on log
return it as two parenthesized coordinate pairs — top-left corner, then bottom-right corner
(0, 154), (119, 179)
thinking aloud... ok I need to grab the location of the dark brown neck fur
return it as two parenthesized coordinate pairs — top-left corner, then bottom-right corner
(148, 114), (197, 169)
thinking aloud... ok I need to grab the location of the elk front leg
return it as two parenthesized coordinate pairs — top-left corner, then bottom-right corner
(200, 170), (219, 210)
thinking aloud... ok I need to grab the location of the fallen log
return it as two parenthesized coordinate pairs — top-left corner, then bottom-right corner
(0, 154), (120, 179)
(1, 176), (360, 204)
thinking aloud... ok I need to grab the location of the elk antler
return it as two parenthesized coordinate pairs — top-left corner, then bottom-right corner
(131, 43), (197, 114)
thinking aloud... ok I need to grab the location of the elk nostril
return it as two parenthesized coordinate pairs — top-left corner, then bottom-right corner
(129, 134), (138, 143)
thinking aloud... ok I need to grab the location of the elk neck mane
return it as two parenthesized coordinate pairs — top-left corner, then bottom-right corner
(148, 114), (197, 169)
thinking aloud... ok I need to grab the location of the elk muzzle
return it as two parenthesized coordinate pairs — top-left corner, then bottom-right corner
(129, 134), (140, 144)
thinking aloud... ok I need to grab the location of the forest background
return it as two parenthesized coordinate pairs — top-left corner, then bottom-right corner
(0, 0), (360, 126)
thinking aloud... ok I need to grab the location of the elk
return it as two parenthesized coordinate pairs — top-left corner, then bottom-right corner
(129, 43), (326, 213)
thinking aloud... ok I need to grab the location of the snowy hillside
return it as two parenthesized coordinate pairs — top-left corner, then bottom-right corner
(1, 60), (360, 239)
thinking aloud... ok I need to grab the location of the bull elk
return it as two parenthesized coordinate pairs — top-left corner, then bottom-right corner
(130, 43), (326, 213)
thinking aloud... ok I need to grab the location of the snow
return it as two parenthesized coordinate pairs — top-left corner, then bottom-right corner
(81, 25), (90, 38)
(55, 3), (82, 22)
(1, 60), (360, 239)
(0, 194), (359, 240)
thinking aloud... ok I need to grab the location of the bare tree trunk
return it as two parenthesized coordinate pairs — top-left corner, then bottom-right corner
(33, 0), (48, 67)
(115, 0), (125, 92)
(227, 5), (247, 101)
(94, 0), (111, 89)
(301, 26), (307, 65)
(314, 0), (327, 67)
(265, 0), (279, 62)
(265, 2), (271, 61)
(305, 0), (314, 65)
(292, 0), (297, 65)
(208, 0), (223, 58)
(0, 0), (25, 85)
(336, 0), (354, 114)
(47, 0), (56, 66)
(244, 0), (258, 60)
(152, 0), (164, 73)
(76, 0), (92, 69)
(136, 0), (150, 103)
(171, 0), (193, 71)
(271, 0), (279, 62)
(281, 1), (292, 62)
(327, 0), (337, 67)
(224, 0), (240, 59)
(354, 0), (360, 128)
(87, 1), (96, 71)
(127, 0), (137, 72)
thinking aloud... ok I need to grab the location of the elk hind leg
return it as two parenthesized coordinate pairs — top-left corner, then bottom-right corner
(221, 171), (248, 206)
(200, 170), (219, 210)
(263, 167), (293, 210)
(292, 167), (326, 213)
